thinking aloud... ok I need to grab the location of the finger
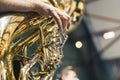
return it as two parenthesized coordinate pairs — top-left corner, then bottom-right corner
(59, 14), (70, 29)
(61, 16), (68, 29)
(67, 21), (70, 29)
(62, 18), (70, 30)
(56, 11), (70, 29)
(62, 12), (70, 20)
(56, 8), (70, 20)
(50, 10), (63, 31)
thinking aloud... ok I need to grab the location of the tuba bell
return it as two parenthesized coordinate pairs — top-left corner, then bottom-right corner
(0, 0), (84, 80)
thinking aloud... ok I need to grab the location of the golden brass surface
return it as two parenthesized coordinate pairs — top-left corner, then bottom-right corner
(0, 0), (84, 80)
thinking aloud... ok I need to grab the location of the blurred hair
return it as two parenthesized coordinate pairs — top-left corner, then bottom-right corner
(58, 66), (76, 80)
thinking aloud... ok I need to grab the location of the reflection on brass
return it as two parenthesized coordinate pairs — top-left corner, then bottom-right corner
(0, 0), (84, 80)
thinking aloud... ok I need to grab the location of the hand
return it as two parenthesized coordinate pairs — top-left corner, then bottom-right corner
(0, 0), (70, 31)
(34, 1), (70, 31)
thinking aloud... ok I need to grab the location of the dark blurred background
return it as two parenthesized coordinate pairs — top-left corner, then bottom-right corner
(53, 0), (120, 80)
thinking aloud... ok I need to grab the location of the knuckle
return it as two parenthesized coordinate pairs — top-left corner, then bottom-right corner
(49, 9), (55, 15)
(67, 15), (70, 20)
(64, 15), (70, 20)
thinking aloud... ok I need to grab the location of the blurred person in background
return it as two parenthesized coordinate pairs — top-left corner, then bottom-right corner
(58, 66), (79, 80)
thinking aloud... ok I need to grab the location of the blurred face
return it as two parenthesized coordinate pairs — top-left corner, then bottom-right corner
(62, 70), (79, 80)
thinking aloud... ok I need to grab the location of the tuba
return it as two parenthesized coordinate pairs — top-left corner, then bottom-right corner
(0, 0), (84, 80)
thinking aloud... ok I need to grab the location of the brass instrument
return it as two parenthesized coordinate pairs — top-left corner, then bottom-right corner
(0, 0), (84, 80)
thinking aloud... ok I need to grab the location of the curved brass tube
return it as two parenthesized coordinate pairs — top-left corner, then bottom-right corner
(0, 0), (84, 80)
